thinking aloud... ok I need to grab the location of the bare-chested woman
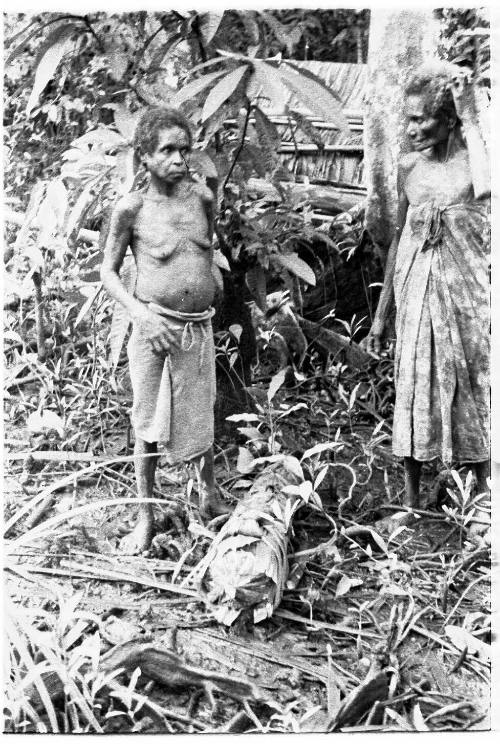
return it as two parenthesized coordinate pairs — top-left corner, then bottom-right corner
(101, 107), (229, 554)
(365, 63), (490, 508)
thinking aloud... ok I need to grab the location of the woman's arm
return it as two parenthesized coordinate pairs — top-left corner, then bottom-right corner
(451, 74), (490, 199)
(365, 165), (409, 355)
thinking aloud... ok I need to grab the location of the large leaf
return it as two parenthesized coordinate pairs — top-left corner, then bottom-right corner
(202, 64), (249, 122)
(274, 61), (350, 134)
(6, 17), (64, 66)
(252, 107), (280, 173)
(247, 60), (287, 110)
(198, 11), (225, 44)
(26, 25), (76, 116)
(74, 284), (102, 328)
(35, 179), (69, 249)
(105, 103), (140, 141)
(267, 368), (287, 403)
(71, 127), (126, 152)
(290, 109), (326, 151)
(283, 61), (349, 133)
(189, 150), (219, 180)
(273, 253), (316, 286)
(170, 68), (228, 108)
(246, 265), (267, 310)
(65, 179), (100, 245)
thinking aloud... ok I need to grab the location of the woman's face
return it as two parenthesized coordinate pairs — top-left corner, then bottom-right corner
(406, 94), (450, 152)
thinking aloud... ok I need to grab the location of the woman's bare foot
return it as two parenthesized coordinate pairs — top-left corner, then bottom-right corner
(119, 516), (154, 555)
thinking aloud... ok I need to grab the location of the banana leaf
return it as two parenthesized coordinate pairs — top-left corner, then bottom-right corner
(185, 464), (299, 625)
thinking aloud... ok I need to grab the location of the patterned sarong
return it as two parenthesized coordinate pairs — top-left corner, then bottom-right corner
(392, 201), (489, 463)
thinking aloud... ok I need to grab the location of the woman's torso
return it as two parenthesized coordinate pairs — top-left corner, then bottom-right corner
(403, 148), (474, 207)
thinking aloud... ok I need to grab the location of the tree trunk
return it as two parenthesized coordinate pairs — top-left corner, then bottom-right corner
(363, 10), (439, 256)
(213, 271), (257, 432)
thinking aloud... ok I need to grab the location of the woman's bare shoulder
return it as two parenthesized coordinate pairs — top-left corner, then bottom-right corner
(399, 151), (421, 174)
(112, 192), (143, 223)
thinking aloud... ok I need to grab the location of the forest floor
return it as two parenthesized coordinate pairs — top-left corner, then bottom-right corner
(4, 363), (492, 734)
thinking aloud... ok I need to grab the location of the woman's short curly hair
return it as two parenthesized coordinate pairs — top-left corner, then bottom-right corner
(405, 62), (459, 122)
(133, 106), (192, 156)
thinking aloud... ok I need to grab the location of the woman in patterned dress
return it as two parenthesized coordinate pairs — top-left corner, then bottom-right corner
(366, 63), (490, 508)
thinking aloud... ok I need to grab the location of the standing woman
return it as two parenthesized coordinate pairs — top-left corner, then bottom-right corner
(366, 62), (490, 508)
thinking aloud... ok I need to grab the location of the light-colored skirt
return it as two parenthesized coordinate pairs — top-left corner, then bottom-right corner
(127, 305), (216, 463)
(392, 201), (489, 463)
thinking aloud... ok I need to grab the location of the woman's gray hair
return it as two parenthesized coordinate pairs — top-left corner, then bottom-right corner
(405, 61), (460, 121)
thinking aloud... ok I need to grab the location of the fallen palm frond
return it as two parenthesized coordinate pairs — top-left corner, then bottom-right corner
(185, 463), (300, 625)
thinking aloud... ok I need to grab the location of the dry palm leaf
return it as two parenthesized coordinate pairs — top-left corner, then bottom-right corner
(185, 463), (300, 625)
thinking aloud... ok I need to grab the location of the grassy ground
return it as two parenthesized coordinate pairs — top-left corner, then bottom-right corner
(3, 356), (491, 733)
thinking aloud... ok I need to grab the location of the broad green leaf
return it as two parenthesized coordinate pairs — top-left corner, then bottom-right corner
(12, 181), (46, 255)
(6, 18), (68, 66)
(74, 284), (101, 328)
(236, 446), (255, 474)
(71, 127), (126, 152)
(245, 265), (267, 310)
(298, 480), (313, 502)
(445, 625), (490, 661)
(267, 368), (287, 403)
(36, 179), (68, 249)
(253, 106), (280, 173)
(237, 426), (263, 442)
(198, 11), (225, 44)
(226, 413), (261, 423)
(368, 529), (388, 554)
(65, 179), (99, 244)
(213, 249), (230, 271)
(275, 61), (350, 134)
(302, 442), (341, 460)
(26, 25), (76, 116)
(335, 575), (363, 597)
(170, 68), (228, 108)
(105, 103), (140, 141)
(290, 109), (326, 151)
(5, 17), (40, 53)
(411, 703), (430, 732)
(273, 253), (316, 285)
(247, 61), (287, 110)
(189, 149), (219, 180)
(211, 263), (223, 291)
(314, 465), (329, 490)
(201, 64), (249, 122)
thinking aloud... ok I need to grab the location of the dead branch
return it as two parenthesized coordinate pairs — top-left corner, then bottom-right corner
(299, 317), (372, 370)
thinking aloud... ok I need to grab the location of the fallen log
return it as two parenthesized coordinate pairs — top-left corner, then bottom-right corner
(299, 317), (372, 370)
(246, 178), (365, 215)
(185, 462), (300, 625)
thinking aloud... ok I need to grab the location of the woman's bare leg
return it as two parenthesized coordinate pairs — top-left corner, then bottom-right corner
(194, 447), (231, 520)
(119, 438), (157, 554)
